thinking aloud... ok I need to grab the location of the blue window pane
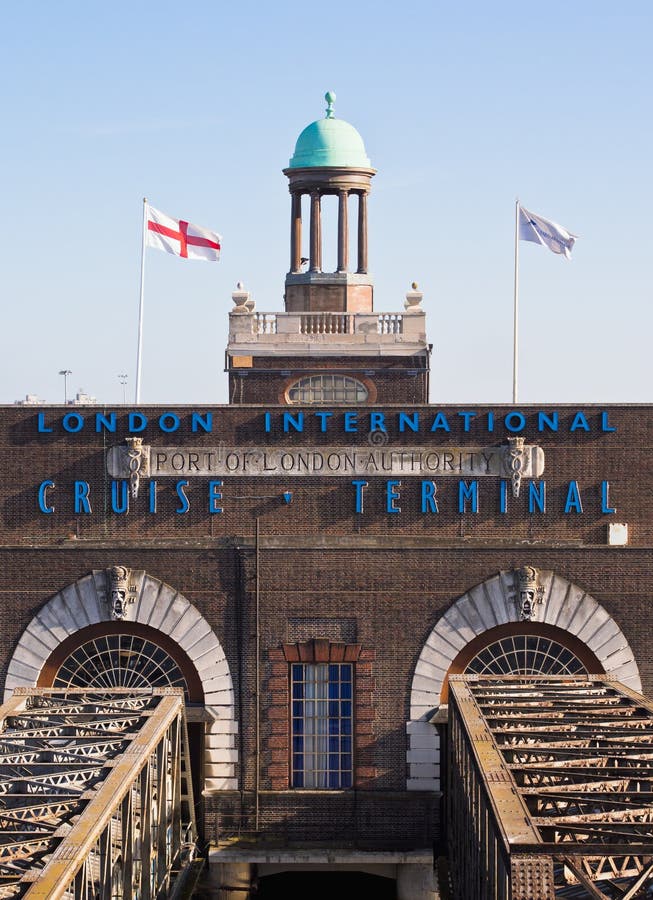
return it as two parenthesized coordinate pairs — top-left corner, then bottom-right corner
(293, 736), (303, 753)
(340, 666), (352, 681)
(328, 718), (339, 735)
(341, 736), (351, 753)
(292, 683), (303, 699)
(328, 701), (339, 717)
(341, 682), (352, 699)
(329, 754), (339, 770)
(292, 701), (303, 717)
(292, 664), (303, 680)
(341, 701), (351, 717)
(293, 753), (303, 770)
(328, 771), (340, 789)
(342, 754), (352, 770)
(341, 718), (352, 735)
(329, 664), (339, 681)
(293, 771), (304, 788)
(294, 718), (303, 735)
(328, 681), (339, 699)
(329, 737), (339, 753)
(341, 771), (352, 788)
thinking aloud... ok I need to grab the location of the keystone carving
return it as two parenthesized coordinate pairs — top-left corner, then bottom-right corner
(509, 565), (545, 621)
(105, 565), (137, 620)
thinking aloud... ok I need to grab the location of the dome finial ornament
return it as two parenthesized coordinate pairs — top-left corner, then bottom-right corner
(325, 90), (336, 119)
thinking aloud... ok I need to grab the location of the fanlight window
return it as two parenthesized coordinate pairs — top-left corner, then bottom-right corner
(51, 634), (190, 699)
(464, 634), (588, 677)
(286, 374), (368, 405)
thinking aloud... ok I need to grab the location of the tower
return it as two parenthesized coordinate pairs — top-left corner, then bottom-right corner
(284, 90), (375, 313)
(226, 93), (430, 405)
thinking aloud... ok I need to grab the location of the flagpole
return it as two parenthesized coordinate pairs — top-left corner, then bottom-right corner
(135, 198), (148, 405)
(512, 198), (520, 404)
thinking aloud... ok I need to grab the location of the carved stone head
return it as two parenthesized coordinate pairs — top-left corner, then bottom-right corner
(107, 565), (132, 620)
(513, 565), (544, 621)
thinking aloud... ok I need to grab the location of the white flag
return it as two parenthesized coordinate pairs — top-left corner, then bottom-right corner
(146, 204), (221, 261)
(519, 205), (576, 259)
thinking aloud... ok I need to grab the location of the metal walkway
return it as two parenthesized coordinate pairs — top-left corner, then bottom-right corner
(0, 688), (198, 899)
(448, 676), (653, 900)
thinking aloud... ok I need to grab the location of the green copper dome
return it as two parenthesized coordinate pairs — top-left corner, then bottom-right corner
(288, 92), (371, 169)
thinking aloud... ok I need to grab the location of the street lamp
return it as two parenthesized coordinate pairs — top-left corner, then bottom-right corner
(58, 370), (72, 405)
(118, 374), (128, 405)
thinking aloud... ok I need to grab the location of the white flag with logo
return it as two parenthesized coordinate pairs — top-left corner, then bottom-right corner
(519, 205), (576, 259)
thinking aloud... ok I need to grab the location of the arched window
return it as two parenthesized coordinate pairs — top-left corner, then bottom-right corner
(286, 374), (369, 405)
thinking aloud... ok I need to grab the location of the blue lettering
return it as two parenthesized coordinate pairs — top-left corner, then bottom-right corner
(421, 481), (438, 513)
(528, 481), (546, 513)
(386, 480), (401, 514)
(95, 413), (116, 433)
(487, 411), (494, 432)
(499, 479), (508, 514)
(370, 412), (386, 433)
(430, 412), (450, 433)
(38, 480), (55, 514)
(191, 412), (212, 433)
(149, 480), (157, 514)
(344, 412), (358, 433)
(264, 411), (272, 433)
(62, 413), (84, 433)
(175, 480), (190, 514)
(537, 411), (558, 432)
(458, 480), (478, 513)
(601, 481), (616, 514)
(111, 480), (129, 514)
(314, 411), (333, 432)
(159, 413), (180, 433)
(283, 412), (304, 433)
(564, 481), (583, 513)
(352, 480), (367, 514)
(399, 412), (419, 433)
(128, 412), (147, 433)
(504, 412), (526, 433)
(601, 411), (616, 432)
(458, 411), (476, 432)
(570, 412), (590, 432)
(37, 413), (53, 433)
(209, 480), (223, 514)
(74, 481), (92, 514)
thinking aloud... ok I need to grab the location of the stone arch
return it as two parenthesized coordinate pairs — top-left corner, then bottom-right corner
(4, 569), (237, 793)
(406, 570), (641, 791)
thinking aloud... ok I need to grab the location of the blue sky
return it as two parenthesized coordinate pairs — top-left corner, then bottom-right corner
(1, 1), (651, 405)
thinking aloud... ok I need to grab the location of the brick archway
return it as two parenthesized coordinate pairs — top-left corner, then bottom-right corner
(406, 570), (641, 791)
(4, 569), (237, 793)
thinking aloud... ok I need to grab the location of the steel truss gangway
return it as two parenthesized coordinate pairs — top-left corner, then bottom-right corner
(448, 676), (653, 900)
(0, 687), (199, 899)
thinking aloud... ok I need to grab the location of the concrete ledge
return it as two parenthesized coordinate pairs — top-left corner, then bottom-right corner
(210, 847), (435, 865)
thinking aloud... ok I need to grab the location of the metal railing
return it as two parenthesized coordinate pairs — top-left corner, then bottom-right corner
(448, 676), (653, 900)
(0, 688), (198, 899)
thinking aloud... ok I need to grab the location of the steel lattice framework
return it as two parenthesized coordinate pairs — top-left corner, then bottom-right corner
(448, 676), (653, 900)
(0, 688), (197, 899)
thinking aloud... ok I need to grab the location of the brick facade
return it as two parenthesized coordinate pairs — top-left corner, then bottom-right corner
(0, 402), (651, 850)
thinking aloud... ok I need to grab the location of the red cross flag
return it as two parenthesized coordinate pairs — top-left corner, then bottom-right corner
(146, 204), (221, 261)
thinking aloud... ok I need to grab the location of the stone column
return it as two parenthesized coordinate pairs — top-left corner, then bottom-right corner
(357, 191), (368, 274)
(310, 190), (322, 273)
(290, 192), (302, 273)
(337, 189), (349, 273)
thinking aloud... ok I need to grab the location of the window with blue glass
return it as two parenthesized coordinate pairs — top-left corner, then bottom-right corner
(291, 663), (353, 789)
